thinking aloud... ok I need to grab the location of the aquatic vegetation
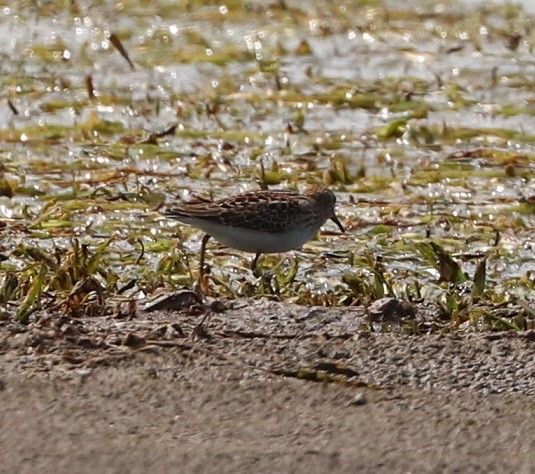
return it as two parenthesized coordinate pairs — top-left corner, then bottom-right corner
(0, 0), (533, 332)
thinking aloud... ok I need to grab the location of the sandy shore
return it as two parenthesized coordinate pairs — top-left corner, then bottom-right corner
(1, 300), (534, 473)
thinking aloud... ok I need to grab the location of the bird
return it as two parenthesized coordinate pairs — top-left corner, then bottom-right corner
(162, 187), (345, 285)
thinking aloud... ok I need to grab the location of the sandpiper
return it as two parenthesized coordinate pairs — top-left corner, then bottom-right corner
(163, 188), (345, 283)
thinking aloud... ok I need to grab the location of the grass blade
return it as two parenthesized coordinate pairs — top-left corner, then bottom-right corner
(15, 264), (47, 323)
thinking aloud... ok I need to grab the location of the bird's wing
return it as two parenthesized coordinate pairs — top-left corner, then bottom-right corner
(165, 191), (308, 233)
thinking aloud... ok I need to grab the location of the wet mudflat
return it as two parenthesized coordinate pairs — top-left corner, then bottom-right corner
(2, 299), (534, 394)
(1, 299), (534, 473)
(0, 0), (534, 472)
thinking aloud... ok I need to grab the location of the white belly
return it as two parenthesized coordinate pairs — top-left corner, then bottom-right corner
(185, 219), (319, 253)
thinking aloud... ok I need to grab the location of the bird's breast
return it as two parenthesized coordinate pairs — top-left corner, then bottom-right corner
(186, 218), (320, 253)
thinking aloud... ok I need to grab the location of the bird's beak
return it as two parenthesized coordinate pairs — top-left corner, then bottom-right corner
(330, 214), (345, 233)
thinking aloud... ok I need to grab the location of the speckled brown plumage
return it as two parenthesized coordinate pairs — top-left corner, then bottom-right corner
(164, 189), (332, 233)
(162, 188), (344, 284)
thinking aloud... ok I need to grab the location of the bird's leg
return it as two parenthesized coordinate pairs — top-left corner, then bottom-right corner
(251, 252), (261, 277)
(198, 234), (211, 291)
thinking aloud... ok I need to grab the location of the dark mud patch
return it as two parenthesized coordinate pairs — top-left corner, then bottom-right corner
(2, 299), (533, 394)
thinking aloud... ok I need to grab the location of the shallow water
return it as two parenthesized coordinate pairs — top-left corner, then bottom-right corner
(0, 0), (533, 318)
